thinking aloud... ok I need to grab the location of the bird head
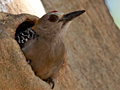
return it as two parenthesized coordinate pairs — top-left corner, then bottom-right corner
(32, 10), (85, 38)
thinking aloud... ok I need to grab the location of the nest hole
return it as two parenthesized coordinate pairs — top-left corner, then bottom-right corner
(15, 20), (35, 36)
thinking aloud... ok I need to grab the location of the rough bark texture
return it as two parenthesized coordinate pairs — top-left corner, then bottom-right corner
(0, 0), (120, 90)
(0, 13), (50, 90)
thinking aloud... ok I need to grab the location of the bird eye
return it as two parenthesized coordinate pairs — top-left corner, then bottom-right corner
(48, 15), (58, 22)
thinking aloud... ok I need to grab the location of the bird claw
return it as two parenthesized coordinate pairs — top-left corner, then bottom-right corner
(27, 59), (31, 64)
(48, 78), (55, 89)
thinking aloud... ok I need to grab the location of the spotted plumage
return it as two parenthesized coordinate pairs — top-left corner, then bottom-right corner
(15, 28), (39, 48)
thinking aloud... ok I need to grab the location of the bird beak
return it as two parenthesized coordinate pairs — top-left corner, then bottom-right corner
(58, 10), (85, 22)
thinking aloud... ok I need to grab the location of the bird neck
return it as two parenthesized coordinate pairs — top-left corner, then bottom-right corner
(32, 24), (68, 43)
(33, 29), (65, 43)
(38, 33), (64, 44)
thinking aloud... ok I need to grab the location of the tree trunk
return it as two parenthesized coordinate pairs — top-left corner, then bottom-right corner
(0, 0), (120, 90)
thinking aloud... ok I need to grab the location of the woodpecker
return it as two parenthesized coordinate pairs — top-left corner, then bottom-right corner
(15, 10), (85, 89)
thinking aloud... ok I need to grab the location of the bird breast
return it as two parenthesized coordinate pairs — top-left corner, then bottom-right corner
(22, 37), (66, 79)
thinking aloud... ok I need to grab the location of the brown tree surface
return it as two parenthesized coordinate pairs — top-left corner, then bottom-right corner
(0, 0), (120, 90)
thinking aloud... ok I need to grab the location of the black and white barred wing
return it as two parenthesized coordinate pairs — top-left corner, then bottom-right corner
(15, 28), (39, 48)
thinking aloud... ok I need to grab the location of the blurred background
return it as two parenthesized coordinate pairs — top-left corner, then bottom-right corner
(0, 0), (118, 29)
(33, 0), (120, 29)
(105, 0), (120, 29)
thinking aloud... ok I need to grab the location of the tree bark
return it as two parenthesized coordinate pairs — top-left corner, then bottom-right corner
(0, 13), (51, 90)
(0, 0), (120, 90)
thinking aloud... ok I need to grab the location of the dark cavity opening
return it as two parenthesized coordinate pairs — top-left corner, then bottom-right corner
(15, 20), (35, 36)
